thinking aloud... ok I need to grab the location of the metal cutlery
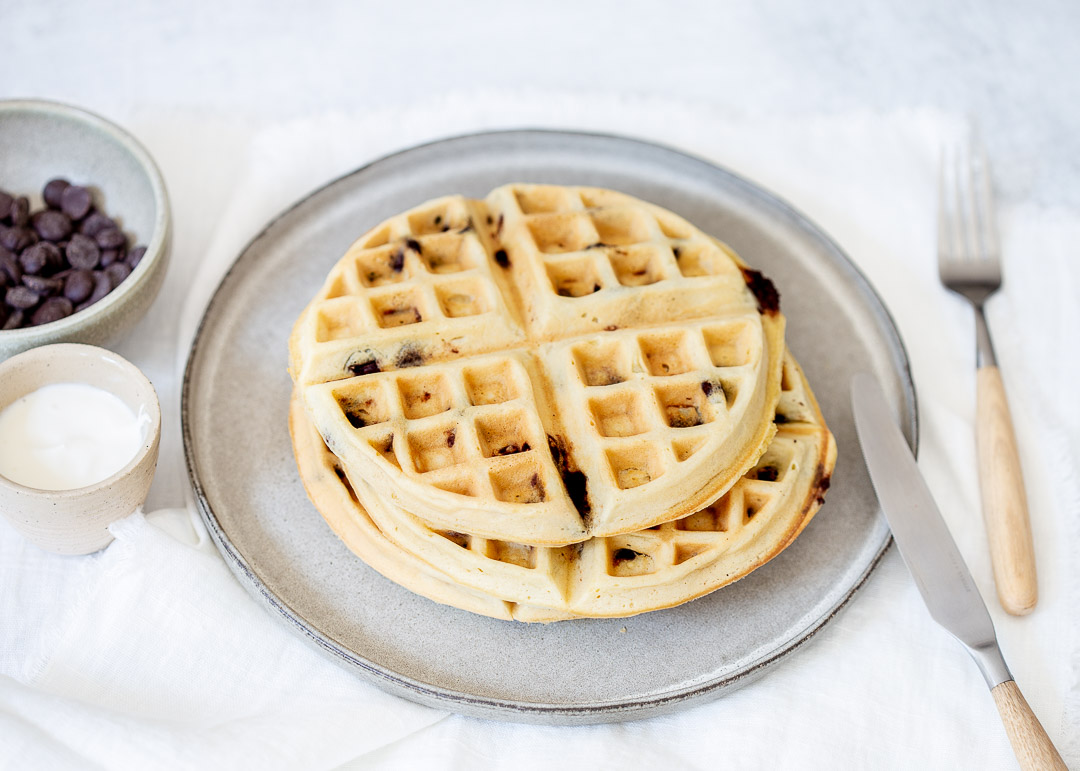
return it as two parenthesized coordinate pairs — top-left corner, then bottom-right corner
(938, 136), (1037, 615)
(852, 374), (1064, 769)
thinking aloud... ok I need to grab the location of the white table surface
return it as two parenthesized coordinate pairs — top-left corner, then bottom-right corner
(4, 2), (1079, 768)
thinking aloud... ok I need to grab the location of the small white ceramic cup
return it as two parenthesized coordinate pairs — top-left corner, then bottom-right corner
(0, 343), (161, 555)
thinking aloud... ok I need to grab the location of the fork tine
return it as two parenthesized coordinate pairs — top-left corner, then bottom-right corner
(944, 143), (970, 263)
(939, 143), (965, 264)
(959, 141), (983, 263)
(973, 136), (1001, 265)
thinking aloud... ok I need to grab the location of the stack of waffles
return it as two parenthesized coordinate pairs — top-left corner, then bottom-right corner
(288, 184), (836, 622)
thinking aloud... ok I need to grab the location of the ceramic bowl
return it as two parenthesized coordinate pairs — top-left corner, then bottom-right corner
(0, 343), (161, 554)
(0, 99), (171, 360)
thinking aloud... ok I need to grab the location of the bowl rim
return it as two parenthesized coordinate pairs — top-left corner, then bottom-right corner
(0, 98), (171, 339)
(0, 342), (162, 498)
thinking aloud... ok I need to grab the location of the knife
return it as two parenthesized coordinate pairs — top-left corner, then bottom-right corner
(851, 373), (1065, 771)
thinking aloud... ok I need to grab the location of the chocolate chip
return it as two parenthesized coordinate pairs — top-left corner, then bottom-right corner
(1, 308), (24, 330)
(75, 271), (113, 311)
(104, 262), (130, 289)
(63, 269), (94, 303)
(446, 430), (456, 448)
(740, 267), (780, 315)
(42, 241), (63, 270)
(380, 305), (421, 324)
(404, 238), (422, 255)
(19, 242), (62, 275)
(100, 248), (123, 267)
(701, 381), (724, 402)
(6, 285), (41, 309)
(396, 346), (424, 368)
(126, 246), (146, 269)
(0, 249), (21, 284)
(389, 248), (405, 272)
(345, 357), (381, 376)
(32, 210), (73, 242)
(78, 211), (114, 237)
(95, 228), (126, 250)
(494, 442), (530, 456)
(546, 434), (591, 518)
(0, 225), (35, 252)
(815, 470), (832, 505)
(60, 186), (93, 221)
(30, 297), (73, 326)
(613, 548), (641, 564)
(494, 249), (510, 268)
(22, 274), (63, 295)
(442, 530), (470, 548)
(752, 465), (779, 482)
(43, 179), (70, 209)
(343, 409), (366, 429)
(15, 228), (38, 252)
(10, 197), (30, 227)
(66, 233), (100, 269)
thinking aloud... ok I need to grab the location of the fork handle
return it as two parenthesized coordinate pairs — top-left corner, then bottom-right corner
(991, 680), (1067, 770)
(977, 364), (1038, 615)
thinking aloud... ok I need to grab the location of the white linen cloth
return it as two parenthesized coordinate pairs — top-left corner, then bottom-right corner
(1, 92), (1077, 770)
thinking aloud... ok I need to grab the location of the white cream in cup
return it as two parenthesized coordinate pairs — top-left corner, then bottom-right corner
(0, 382), (151, 491)
(0, 344), (161, 554)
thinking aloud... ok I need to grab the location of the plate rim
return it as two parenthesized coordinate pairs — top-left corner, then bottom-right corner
(181, 127), (917, 723)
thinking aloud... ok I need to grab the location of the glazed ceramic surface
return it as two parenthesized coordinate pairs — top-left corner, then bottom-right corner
(183, 130), (915, 724)
(0, 100), (171, 360)
(0, 344), (161, 554)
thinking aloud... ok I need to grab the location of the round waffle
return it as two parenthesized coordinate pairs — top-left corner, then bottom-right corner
(290, 353), (835, 621)
(290, 404), (571, 622)
(291, 185), (786, 545)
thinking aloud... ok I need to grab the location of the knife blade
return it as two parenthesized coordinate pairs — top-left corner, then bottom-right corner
(851, 373), (1068, 769)
(850, 372), (1009, 687)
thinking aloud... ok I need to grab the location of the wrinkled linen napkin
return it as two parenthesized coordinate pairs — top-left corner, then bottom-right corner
(1, 92), (1077, 770)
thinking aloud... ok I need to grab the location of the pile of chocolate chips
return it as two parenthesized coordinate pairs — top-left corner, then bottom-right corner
(0, 180), (147, 330)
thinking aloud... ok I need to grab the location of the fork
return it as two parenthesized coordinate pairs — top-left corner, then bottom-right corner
(938, 137), (1037, 616)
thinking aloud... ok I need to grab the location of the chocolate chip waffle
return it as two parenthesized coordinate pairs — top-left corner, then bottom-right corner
(290, 353), (835, 621)
(291, 185), (785, 545)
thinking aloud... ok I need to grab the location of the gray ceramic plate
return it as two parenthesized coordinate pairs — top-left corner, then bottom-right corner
(182, 130), (915, 725)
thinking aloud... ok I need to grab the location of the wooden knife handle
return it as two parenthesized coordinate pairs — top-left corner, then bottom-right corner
(991, 680), (1067, 770)
(976, 366), (1037, 615)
